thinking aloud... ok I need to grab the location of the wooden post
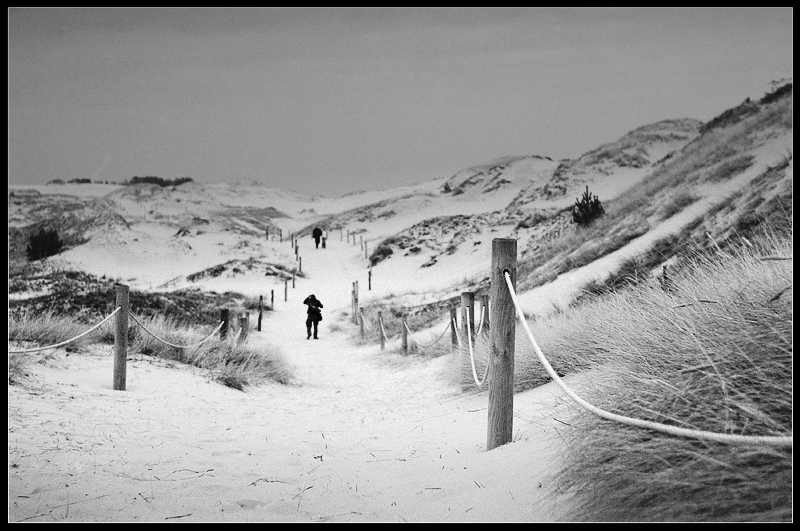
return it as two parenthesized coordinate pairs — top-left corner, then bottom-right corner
(368, 269), (372, 291)
(340, 228), (343, 241)
(113, 284), (129, 391)
(487, 238), (517, 451)
(292, 270), (296, 288)
(402, 318), (408, 351)
(266, 228), (269, 241)
(461, 290), (475, 346)
(295, 244), (299, 259)
(359, 306), (365, 339)
(353, 280), (359, 324)
(378, 310), (385, 350)
(258, 296), (263, 331)
(220, 308), (230, 340)
(239, 313), (249, 342)
(450, 307), (458, 349)
(360, 235), (363, 250)
(271, 289), (274, 309)
(299, 256), (302, 274)
(284, 279), (288, 301)
(364, 241), (368, 259)
(351, 286), (357, 324)
(481, 294), (490, 332)
(280, 228), (283, 243)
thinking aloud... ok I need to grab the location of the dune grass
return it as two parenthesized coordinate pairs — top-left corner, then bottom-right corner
(7, 311), (293, 390)
(500, 226), (791, 521)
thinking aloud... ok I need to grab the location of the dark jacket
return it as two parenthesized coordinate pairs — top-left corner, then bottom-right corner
(312, 227), (323, 241)
(303, 295), (323, 322)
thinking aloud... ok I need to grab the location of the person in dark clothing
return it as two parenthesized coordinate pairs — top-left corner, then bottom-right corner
(303, 294), (323, 339)
(312, 227), (323, 249)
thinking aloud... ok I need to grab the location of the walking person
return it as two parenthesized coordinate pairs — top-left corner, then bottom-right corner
(303, 294), (323, 339)
(322, 229), (328, 249)
(312, 227), (323, 249)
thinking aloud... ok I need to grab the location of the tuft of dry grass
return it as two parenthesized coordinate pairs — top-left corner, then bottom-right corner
(516, 226), (792, 521)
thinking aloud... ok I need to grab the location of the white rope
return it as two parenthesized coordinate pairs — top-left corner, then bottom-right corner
(453, 317), (463, 350)
(231, 326), (242, 343)
(407, 319), (452, 348)
(475, 304), (486, 336)
(129, 313), (225, 349)
(465, 307), (489, 387)
(503, 272), (792, 447)
(8, 307), (121, 353)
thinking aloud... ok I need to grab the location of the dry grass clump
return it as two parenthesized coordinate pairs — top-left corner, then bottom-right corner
(7, 311), (293, 390)
(533, 229), (792, 521)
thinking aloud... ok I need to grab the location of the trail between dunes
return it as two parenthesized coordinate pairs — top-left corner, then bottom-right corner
(8, 235), (577, 522)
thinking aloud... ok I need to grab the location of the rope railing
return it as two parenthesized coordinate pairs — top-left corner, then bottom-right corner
(475, 305), (485, 336)
(464, 307), (489, 386)
(503, 271), (793, 448)
(128, 313), (225, 349)
(404, 319), (452, 348)
(8, 307), (121, 354)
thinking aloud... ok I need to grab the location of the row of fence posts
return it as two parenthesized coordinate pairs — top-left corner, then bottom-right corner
(351, 238), (517, 450)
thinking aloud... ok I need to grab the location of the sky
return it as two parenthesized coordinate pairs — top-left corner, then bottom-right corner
(7, 8), (793, 197)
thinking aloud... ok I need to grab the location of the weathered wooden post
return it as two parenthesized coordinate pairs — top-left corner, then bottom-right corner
(360, 235), (363, 250)
(368, 268), (372, 291)
(481, 294), (490, 332)
(378, 310), (385, 350)
(113, 284), (129, 391)
(359, 306), (365, 339)
(299, 256), (302, 274)
(280, 228), (283, 243)
(487, 238), (517, 451)
(353, 281), (359, 324)
(340, 228), (343, 241)
(266, 228), (269, 241)
(351, 284), (357, 324)
(365, 241), (368, 259)
(450, 307), (458, 349)
(271, 289), (274, 309)
(402, 318), (408, 351)
(220, 308), (230, 340)
(239, 313), (249, 342)
(461, 291), (475, 373)
(295, 244), (299, 260)
(258, 296), (263, 332)
(284, 279), (288, 302)
(292, 269), (296, 288)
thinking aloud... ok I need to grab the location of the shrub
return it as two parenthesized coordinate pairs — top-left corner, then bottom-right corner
(25, 227), (64, 261)
(572, 186), (605, 227)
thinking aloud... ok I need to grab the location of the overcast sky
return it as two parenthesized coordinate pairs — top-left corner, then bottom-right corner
(8, 8), (793, 197)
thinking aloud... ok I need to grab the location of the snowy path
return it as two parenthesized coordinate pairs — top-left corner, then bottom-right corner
(9, 233), (577, 522)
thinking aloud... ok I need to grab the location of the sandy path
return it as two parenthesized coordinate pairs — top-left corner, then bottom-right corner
(9, 234), (577, 522)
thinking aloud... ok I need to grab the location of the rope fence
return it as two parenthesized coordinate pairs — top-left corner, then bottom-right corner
(8, 307), (121, 353)
(9, 284), (263, 391)
(464, 307), (489, 387)
(502, 271), (793, 448)
(128, 313), (225, 350)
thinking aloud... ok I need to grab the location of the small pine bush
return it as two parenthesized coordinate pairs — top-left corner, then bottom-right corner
(572, 186), (605, 227)
(25, 227), (64, 261)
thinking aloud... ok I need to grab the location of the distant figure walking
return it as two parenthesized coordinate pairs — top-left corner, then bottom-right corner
(312, 227), (323, 249)
(303, 294), (324, 339)
(322, 229), (328, 249)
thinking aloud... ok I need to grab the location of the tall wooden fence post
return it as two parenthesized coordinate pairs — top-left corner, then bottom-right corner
(450, 307), (458, 349)
(487, 238), (517, 451)
(299, 256), (302, 274)
(378, 311), (385, 350)
(368, 269), (372, 291)
(292, 270), (296, 289)
(271, 289), (274, 309)
(402, 318), (408, 351)
(359, 306), (365, 339)
(284, 279), (288, 302)
(220, 308), (230, 340)
(113, 284), (129, 391)
(258, 296), (263, 332)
